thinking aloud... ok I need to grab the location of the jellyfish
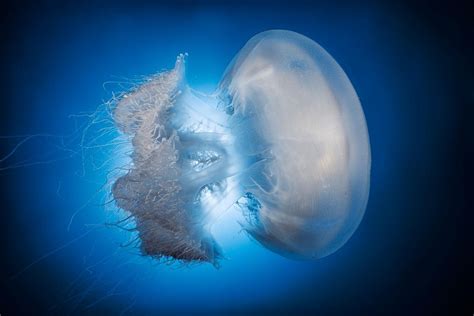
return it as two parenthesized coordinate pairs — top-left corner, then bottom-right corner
(111, 30), (371, 266)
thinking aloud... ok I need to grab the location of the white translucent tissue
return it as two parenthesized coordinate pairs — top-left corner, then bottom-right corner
(111, 30), (371, 265)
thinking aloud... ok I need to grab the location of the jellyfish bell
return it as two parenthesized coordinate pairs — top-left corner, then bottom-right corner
(111, 30), (371, 265)
(220, 30), (371, 259)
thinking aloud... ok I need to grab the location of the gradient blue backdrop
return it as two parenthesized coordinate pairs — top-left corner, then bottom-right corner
(1, 1), (470, 315)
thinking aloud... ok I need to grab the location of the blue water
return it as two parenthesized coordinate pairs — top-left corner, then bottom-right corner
(2, 2), (466, 314)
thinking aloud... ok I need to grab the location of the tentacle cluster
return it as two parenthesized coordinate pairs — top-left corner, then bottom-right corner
(112, 55), (222, 265)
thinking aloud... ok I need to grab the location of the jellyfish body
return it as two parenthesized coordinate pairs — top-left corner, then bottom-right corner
(111, 30), (371, 265)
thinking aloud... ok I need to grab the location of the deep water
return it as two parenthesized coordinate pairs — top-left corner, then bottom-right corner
(1, 1), (471, 315)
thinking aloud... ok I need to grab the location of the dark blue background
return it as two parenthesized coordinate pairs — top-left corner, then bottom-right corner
(1, 1), (471, 315)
